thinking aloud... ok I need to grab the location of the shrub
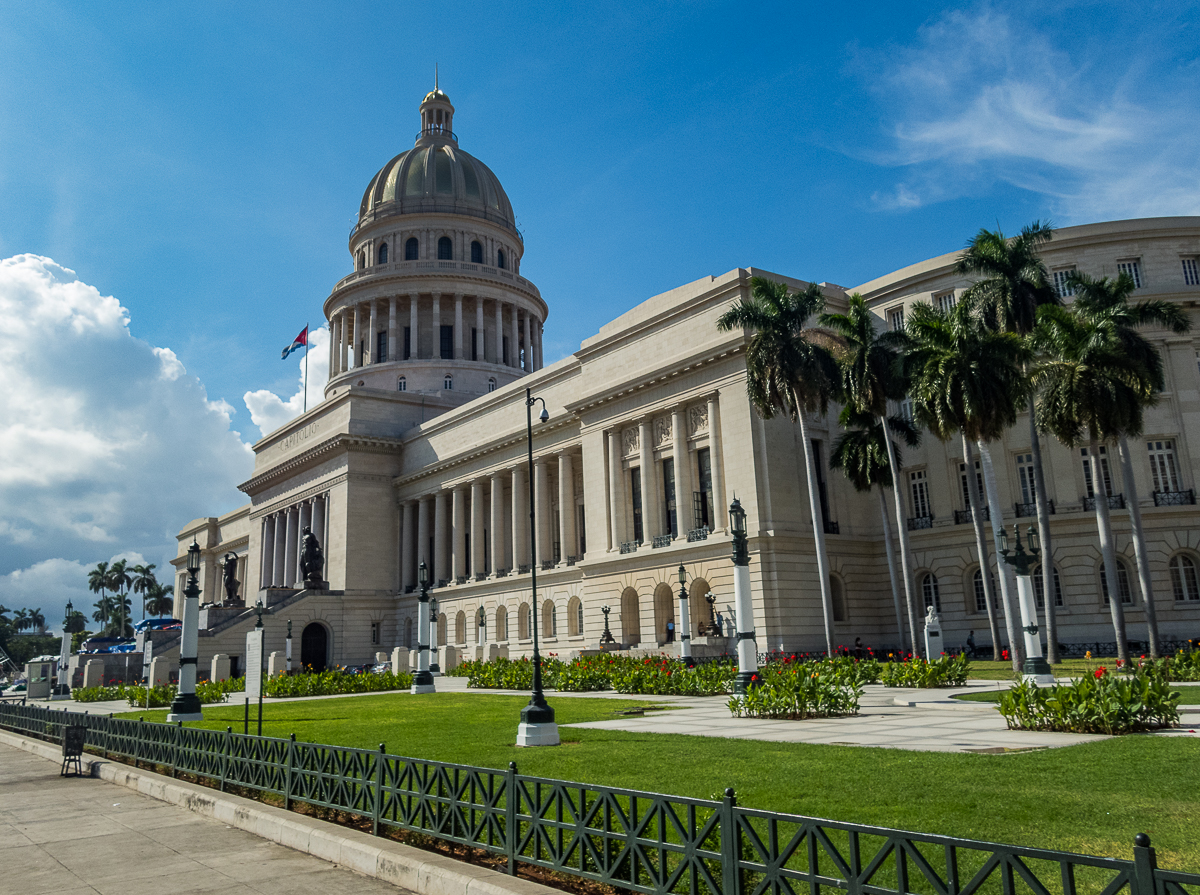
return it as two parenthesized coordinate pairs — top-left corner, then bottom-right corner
(728, 662), (863, 719)
(998, 666), (1179, 735)
(609, 656), (734, 696)
(74, 677), (245, 707)
(881, 654), (970, 688)
(264, 669), (412, 697)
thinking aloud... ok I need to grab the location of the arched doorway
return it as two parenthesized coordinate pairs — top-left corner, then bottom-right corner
(688, 578), (711, 636)
(653, 583), (675, 644)
(301, 623), (328, 672)
(620, 587), (640, 645)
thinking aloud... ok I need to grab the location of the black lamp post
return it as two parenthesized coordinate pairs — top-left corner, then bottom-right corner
(168, 540), (204, 721)
(478, 605), (486, 647)
(999, 524), (1055, 682)
(429, 595), (440, 673)
(729, 498), (758, 695)
(411, 560), (435, 693)
(517, 386), (558, 746)
(677, 563), (695, 667)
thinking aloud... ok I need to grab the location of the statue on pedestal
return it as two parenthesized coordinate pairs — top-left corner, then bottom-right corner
(300, 526), (325, 586)
(222, 553), (242, 605)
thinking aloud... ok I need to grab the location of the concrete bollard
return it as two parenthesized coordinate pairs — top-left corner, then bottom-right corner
(211, 654), (231, 683)
(391, 647), (410, 673)
(267, 651), (286, 677)
(438, 645), (458, 673)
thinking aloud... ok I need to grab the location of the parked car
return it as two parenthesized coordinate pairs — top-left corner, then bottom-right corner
(133, 618), (182, 632)
(111, 641), (138, 653)
(371, 662), (390, 674)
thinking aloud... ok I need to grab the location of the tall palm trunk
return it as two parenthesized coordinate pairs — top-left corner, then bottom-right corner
(796, 414), (835, 655)
(881, 414), (921, 656)
(1090, 433), (1130, 664)
(877, 488), (905, 647)
(962, 435), (1002, 660)
(1117, 436), (1158, 657)
(1027, 399), (1060, 663)
(977, 441), (1025, 671)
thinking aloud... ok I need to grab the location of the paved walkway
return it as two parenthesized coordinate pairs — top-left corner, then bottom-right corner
(0, 741), (416, 895)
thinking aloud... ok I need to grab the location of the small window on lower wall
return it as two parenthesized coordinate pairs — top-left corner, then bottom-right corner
(397, 377), (406, 391)
(443, 375), (453, 390)
(371, 621), (380, 645)
(487, 378), (496, 392)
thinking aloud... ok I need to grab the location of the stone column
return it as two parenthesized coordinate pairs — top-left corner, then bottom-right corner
(283, 507), (299, 587)
(471, 479), (486, 576)
(417, 496), (430, 569)
(475, 297), (485, 362)
(452, 487), (467, 581)
(296, 501), (312, 583)
(510, 306), (520, 369)
(260, 515), (275, 588)
(490, 473), (505, 573)
(558, 452), (575, 561)
(387, 297), (397, 363)
(434, 490), (449, 586)
(454, 294), (464, 359)
(401, 501), (415, 591)
(313, 495), (327, 563)
(707, 395), (726, 532)
(535, 322), (543, 370)
(350, 304), (360, 369)
(638, 418), (658, 539)
(368, 299), (378, 364)
(607, 430), (624, 550)
(523, 313), (532, 372)
(409, 294), (419, 359)
(534, 458), (552, 564)
(329, 314), (340, 376)
(672, 406), (692, 537)
(432, 293), (442, 359)
(494, 300), (504, 365)
(512, 467), (527, 571)
(271, 513), (286, 587)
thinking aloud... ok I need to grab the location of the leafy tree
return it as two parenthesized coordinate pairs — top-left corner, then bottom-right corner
(718, 277), (842, 654)
(145, 582), (175, 618)
(131, 563), (158, 621)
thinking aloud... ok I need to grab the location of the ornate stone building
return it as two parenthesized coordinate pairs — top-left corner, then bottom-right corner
(168, 87), (1200, 674)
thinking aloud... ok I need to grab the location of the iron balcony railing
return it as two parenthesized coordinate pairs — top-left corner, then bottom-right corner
(455, 576), (467, 585)
(652, 535), (672, 549)
(1082, 494), (1125, 511)
(619, 541), (640, 554)
(823, 520), (840, 535)
(1015, 500), (1055, 518)
(906, 514), (934, 531)
(954, 506), (991, 525)
(517, 564), (530, 574)
(566, 555), (578, 567)
(1, 702), (1195, 895)
(1153, 489), (1195, 506)
(541, 560), (555, 571)
(687, 527), (709, 542)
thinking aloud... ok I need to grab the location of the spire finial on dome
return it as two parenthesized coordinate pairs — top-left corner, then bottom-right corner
(435, 62), (438, 90)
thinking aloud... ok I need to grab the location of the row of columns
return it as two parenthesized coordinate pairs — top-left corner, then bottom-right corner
(259, 494), (329, 589)
(329, 294), (543, 376)
(356, 229), (520, 275)
(399, 452), (578, 592)
(606, 395), (725, 550)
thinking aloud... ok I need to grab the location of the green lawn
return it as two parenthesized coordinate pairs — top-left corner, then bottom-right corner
(124, 691), (1200, 870)
(954, 687), (1200, 704)
(965, 658), (1143, 680)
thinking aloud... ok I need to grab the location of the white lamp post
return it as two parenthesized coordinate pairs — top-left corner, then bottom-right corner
(677, 564), (695, 668)
(729, 499), (758, 694)
(999, 524), (1055, 684)
(167, 540), (204, 721)
(411, 561), (436, 694)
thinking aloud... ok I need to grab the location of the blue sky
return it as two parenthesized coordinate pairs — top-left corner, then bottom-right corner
(0, 1), (1197, 625)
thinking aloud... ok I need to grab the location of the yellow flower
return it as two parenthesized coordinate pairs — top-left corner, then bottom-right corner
(1085, 651), (1092, 660)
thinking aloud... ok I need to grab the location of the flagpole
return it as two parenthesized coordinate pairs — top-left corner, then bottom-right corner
(303, 322), (309, 414)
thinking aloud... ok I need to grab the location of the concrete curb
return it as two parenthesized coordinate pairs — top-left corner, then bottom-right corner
(0, 728), (559, 895)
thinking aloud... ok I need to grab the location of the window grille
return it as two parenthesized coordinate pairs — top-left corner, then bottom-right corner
(1117, 260), (1142, 288)
(910, 470), (931, 518)
(889, 307), (905, 332)
(1147, 439), (1180, 493)
(1081, 446), (1113, 498)
(1052, 268), (1076, 297)
(935, 291), (957, 312)
(1170, 555), (1199, 601)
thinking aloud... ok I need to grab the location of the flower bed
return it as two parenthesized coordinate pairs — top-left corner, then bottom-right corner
(73, 677), (244, 707)
(998, 665), (1180, 735)
(263, 668), (413, 698)
(881, 654), (971, 688)
(728, 661), (864, 719)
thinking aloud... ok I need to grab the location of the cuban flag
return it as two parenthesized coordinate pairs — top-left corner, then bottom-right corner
(281, 326), (308, 360)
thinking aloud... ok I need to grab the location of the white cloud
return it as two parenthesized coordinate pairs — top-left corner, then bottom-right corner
(862, 5), (1200, 222)
(0, 255), (254, 620)
(243, 325), (330, 438)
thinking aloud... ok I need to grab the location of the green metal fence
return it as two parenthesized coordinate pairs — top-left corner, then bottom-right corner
(1, 701), (1196, 895)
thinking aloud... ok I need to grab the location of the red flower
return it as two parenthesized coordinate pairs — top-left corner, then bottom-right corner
(1002, 649), (1009, 661)
(1094, 666), (1107, 679)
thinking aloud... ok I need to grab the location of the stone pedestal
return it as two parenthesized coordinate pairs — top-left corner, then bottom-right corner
(923, 610), (942, 661)
(486, 644), (507, 661)
(375, 651), (389, 664)
(268, 651), (286, 677)
(211, 654), (231, 683)
(437, 645), (458, 673)
(82, 660), (104, 688)
(392, 647), (410, 673)
(150, 657), (177, 686)
(407, 649), (419, 671)
(516, 722), (560, 747)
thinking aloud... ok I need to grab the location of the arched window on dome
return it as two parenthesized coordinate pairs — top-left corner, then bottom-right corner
(443, 375), (453, 390)
(487, 378), (496, 393)
(377, 242), (388, 264)
(405, 237), (419, 261)
(496, 249), (506, 269)
(357, 250), (366, 270)
(397, 377), (407, 392)
(471, 241), (483, 264)
(438, 236), (453, 260)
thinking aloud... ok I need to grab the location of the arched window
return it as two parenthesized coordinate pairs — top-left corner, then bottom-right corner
(1099, 559), (1134, 605)
(568, 597), (583, 636)
(543, 599), (556, 638)
(397, 377), (407, 392)
(377, 242), (388, 264)
(921, 573), (941, 613)
(972, 568), (996, 613)
(443, 375), (453, 390)
(518, 602), (530, 640)
(496, 605), (508, 641)
(1170, 554), (1200, 601)
(405, 237), (419, 260)
(487, 378), (497, 393)
(497, 249), (506, 269)
(620, 587), (640, 645)
(438, 236), (453, 260)
(830, 575), (847, 623)
(471, 241), (483, 263)
(1033, 564), (1064, 609)
(454, 610), (466, 644)
(357, 250), (366, 270)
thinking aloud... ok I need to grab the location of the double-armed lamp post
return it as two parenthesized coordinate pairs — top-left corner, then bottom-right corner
(729, 498), (759, 694)
(999, 524), (1055, 684)
(411, 560), (436, 694)
(676, 564), (695, 668)
(167, 540), (204, 722)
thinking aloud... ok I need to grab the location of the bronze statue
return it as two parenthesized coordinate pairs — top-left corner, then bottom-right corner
(222, 553), (241, 603)
(299, 526), (325, 585)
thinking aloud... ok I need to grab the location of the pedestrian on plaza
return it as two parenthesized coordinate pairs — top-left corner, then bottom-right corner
(715, 611), (725, 637)
(854, 637), (864, 659)
(666, 618), (675, 643)
(966, 630), (976, 658)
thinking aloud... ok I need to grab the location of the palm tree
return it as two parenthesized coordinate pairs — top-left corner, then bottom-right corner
(131, 563), (158, 621)
(820, 293), (924, 655)
(145, 582), (175, 618)
(92, 595), (117, 632)
(1058, 272), (1190, 658)
(27, 608), (46, 634)
(108, 559), (132, 639)
(830, 407), (920, 646)
(956, 221), (1063, 662)
(87, 561), (111, 631)
(13, 608), (30, 632)
(717, 277), (842, 655)
(904, 300), (1030, 671)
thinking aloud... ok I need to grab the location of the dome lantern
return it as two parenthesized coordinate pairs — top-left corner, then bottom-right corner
(419, 79), (455, 144)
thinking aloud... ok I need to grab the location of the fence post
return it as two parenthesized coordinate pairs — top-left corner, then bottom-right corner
(506, 762), (519, 875)
(1131, 834), (1158, 895)
(285, 733), (295, 811)
(221, 727), (231, 792)
(720, 788), (739, 895)
(372, 743), (386, 837)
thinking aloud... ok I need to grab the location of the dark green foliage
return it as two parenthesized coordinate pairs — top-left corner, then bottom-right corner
(881, 653), (971, 688)
(999, 665), (1180, 734)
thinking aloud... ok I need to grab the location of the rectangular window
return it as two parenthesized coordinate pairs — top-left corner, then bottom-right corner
(1117, 259), (1142, 288)
(631, 469), (643, 544)
(1183, 257), (1200, 286)
(471, 327), (478, 361)
(959, 460), (982, 509)
(696, 447), (713, 529)
(935, 290), (957, 313)
(910, 469), (931, 518)
(1147, 439), (1180, 493)
(376, 331), (387, 363)
(1015, 453), (1037, 506)
(577, 505), (586, 554)
(888, 307), (905, 332)
(403, 326), (411, 360)
(811, 439), (831, 528)
(898, 396), (914, 422)
(1052, 268), (1077, 298)
(1081, 446), (1113, 497)
(371, 621), (380, 645)
(663, 458), (677, 538)
(440, 325), (453, 359)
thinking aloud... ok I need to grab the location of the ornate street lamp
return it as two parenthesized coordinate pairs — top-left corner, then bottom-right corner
(411, 560), (436, 693)
(285, 619), (293, 674)
(429, 595), (440, 674)
(477, 605), (486, 649)
(53, 600), (73, 698)
(999, 524), (1055, 683)
(517, 387), (558, 746)
(168, 540), (204, 721)
(677, 564), (695, 668)
(729, 498), (759, 694)
(599, 605), (616, 645)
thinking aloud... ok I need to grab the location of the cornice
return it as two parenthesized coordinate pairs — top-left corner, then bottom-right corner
(240, 434), (403, 495)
